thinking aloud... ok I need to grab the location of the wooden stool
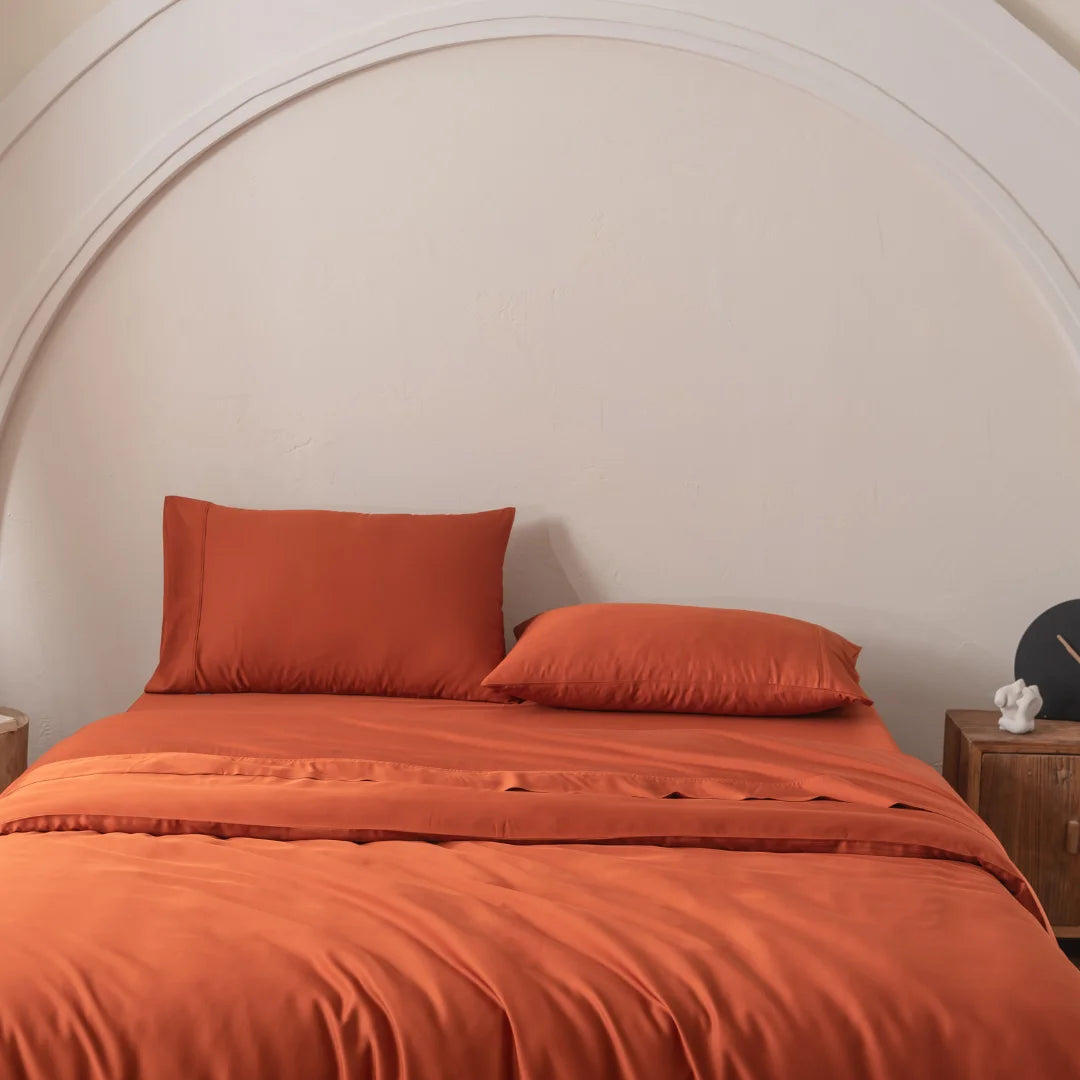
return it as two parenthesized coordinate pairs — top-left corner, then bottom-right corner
(0, 708), (28, 790)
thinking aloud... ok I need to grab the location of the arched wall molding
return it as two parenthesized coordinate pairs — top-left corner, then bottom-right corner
(2, 0), (1080, 436)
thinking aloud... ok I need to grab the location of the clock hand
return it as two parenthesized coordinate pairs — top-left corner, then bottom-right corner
(1055, 633), (1080, 667)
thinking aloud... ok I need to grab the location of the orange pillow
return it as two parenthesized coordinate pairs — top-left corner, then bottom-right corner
(146, 497), (515, 701)
(482, 603), (871, 715)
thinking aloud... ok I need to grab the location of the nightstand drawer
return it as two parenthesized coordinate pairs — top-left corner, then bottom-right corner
(979, 753), (1080, 928)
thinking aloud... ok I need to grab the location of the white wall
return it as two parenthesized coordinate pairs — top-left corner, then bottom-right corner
(999, 0), (1080, 71)
(1, 35), (1077, 764)
(0, 0), (110, 98)
(4, 1), (1079, 103)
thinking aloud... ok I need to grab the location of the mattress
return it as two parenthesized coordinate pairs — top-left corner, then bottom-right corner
(4, 692), (1077, 1079)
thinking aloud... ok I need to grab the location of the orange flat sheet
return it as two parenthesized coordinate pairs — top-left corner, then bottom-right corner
(2, 696), (1077, 1079)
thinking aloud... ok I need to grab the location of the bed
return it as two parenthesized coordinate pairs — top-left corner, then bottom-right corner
(4, 500), (1078, 1077)
(1, 691), (1077, 1079)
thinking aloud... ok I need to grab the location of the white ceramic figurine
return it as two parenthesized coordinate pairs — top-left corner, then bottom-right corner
(993, 678), (1042, 734)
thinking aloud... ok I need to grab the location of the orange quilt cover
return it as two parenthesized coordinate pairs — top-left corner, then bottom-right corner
(0, 700), (1077, 1079)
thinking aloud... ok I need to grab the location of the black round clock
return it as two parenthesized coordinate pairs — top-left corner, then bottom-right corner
(1015, 599), (1080, 721)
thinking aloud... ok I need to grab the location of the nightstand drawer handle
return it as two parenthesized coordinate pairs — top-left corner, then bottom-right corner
(1068, 820), (1080, 856)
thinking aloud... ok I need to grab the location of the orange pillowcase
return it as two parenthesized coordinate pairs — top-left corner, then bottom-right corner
(146, 497), (515, 701)
(482, 603), (871, 715)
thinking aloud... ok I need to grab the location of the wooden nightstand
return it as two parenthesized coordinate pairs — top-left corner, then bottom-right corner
(943, 709), (1080, 938)
(0, 708), (28, 791)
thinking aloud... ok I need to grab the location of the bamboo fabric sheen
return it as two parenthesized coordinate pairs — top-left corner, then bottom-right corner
(145, 497), (515, 701)
(483, 603), (872, 714)
(1, 696), (1077, 1079)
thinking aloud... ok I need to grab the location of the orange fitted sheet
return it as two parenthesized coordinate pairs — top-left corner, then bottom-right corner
(8, 692), (1078, 1079)
(112, 691), (899, 755)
